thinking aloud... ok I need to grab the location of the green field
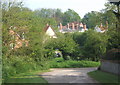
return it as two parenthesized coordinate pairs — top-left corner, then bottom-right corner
(88, 70), (120, 85)
(49, 57), (100, 68)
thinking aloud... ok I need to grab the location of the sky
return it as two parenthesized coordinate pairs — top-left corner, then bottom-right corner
(23, 0), (108, 18)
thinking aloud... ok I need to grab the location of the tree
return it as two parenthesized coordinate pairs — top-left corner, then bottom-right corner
(73, 30), (108, 61)
(62, 9), (81, 25)
(83, 30), (108, 61)
(54, 9), (63, 24)
(82, 11), (101, 29)
(44, 33), (79, 60)
(101, 3), (119, 29)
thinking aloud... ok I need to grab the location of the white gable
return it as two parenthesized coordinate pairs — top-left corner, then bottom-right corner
(46, 26), (57, 38)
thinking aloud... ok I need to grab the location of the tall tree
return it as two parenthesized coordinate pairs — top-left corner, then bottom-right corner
(82, 11), (101, 29)
(62, 9), (81, 25)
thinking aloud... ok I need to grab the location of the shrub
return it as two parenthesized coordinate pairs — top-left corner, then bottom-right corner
(49, 58), (100, 68)
(2, 55), (49, 79)
(44, 33), (79, 60)
(102, 48), (120, 60)
(73, 30), (109, 61)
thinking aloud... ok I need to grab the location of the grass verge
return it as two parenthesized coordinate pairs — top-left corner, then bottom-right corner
(2, 70), (49, 84)
(88, 70), (120, 85)
(49, 57), (100, 68)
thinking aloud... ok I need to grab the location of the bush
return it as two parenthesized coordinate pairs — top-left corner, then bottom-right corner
(106, 28), (119, 50)
(49, 58), (100, 68)
(44, 33), (79, 60)
(2, 55), (49, 79)
(73, 30), (109, 61)
(102, 48), (120, 60)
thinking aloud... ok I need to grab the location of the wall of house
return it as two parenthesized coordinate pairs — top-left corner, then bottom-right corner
(100, 60), (120, 75)
(46, 26), (56, 38)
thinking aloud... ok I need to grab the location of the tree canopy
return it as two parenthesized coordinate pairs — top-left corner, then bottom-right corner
(63, 9), (81, 25)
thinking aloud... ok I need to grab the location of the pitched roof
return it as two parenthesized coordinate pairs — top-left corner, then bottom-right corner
(44, 26), (50, 32)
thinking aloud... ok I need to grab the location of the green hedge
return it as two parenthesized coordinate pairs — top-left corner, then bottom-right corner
(49, 58), (100, 68)
(2, 55), (49, 79)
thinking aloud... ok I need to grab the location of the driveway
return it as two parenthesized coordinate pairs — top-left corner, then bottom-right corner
(41, 67), (100, 84)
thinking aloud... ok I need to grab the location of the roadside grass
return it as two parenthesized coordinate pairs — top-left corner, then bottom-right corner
(2, 70), (49, 84)
(49, 57), (100, 68)
(88, 70), (120, 85)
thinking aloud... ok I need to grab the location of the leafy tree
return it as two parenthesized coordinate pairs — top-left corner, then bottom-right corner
(44, 33), (79, 60)
(100, 3), (118, 29)
(63, 9), (81, 25)
(73, 30), (108, 61)
(82, 11), (101, 29)
(83, 30), (108, 61)
(54, 9), (63, 24)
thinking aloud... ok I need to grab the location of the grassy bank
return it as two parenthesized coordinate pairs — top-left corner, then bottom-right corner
(88, 70), (120, 85)
(49, 58), (100, 68)
(2, 70), (49, 84)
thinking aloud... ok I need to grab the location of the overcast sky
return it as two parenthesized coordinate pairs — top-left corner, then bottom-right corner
(23, 0), (108, 18)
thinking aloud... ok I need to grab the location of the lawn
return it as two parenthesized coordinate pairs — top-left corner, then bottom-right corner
(88, 70), (120, 85)
(2, 70), (49, 85)
(49, 57), (100, 68)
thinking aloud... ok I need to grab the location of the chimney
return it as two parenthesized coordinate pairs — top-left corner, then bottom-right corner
(67, 23), (69, 29)
(72, 23), (75, 30)
(60, 23), (62, 30)
(100, 23), (103, 28)
(83, 24), (86, 30)
(76, 24), (79, 30)
(9, 30), (15, 35)
(46, 23), (49, 26)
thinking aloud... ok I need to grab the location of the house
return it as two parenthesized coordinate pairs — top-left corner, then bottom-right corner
(95, 21), (108, 33)
(59, 22), (88, 33)
(44, 25), (57, 38)
(9, 26), (29, 50)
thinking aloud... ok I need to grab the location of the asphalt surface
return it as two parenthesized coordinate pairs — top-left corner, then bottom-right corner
(40, 67), (100, 84)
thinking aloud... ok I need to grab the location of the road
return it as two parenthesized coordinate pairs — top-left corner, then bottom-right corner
(40, 67), (100, 84)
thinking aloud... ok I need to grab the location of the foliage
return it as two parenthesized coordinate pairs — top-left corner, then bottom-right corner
(73, 30), (109, 61)
(2, 1), (52, 79)
(49, 58), (100, 68)
(34, 8), (63, 24)
(82, 11), (101, 29)
(82, 3), (118, 29)
(44, 33), (79, 60)
(2, 0), (119, 80)
(62, 9), (81, 25)
(2, 55), (49, 78)
(106, 28), (119, 50)
(88, 70), (120, 84)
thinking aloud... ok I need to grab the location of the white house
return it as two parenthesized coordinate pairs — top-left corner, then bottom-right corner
(45, 26), (57, 38)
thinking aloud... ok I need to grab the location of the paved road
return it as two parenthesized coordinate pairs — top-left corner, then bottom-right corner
(41, 67), (100, 84)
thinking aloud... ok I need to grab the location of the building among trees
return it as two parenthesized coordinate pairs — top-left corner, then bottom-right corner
(44, 25), (57, 38)
(59, 22), (88, 33)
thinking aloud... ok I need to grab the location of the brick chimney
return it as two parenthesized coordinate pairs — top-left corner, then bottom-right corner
(83, 24), (86, 30)
(9, 30), (15, 35)
(60, 23), (62, 30)
(46, 23), (49, 26)
(76, 24), (79, 30)
(72, 23), (75, 30)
